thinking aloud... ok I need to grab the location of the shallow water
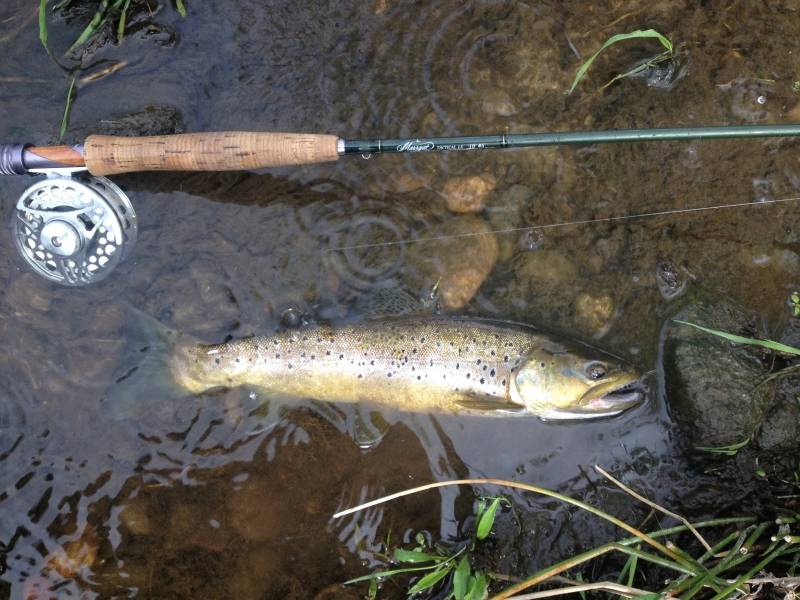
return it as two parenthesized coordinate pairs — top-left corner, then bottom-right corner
(1, 0), (799, 598)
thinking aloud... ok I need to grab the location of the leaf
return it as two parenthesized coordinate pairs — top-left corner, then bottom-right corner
(465, 573), (488, 600)
(39, 0), (48, 50)
(476, 498), (501, 540)
(393, 549), (447, 564)
(695, 437), (750, 456)
(59, 75), (77, 140)
(569, 29), (673, 93)
(176, 0), (187, 17)
(344, 564), (440, 586)
(368, 578), (378, 600)
(68, 0), (112, 54)
(407, 563), (454, 595)
(117, 0), (131, 43)
(674, 321), (800, 357)
(453, 556), (470, 600)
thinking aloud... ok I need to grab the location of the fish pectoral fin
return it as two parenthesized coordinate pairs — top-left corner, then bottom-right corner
(454, 394), (527, 414)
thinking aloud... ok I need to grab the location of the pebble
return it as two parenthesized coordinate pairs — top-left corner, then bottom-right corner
(227, 476), (284, 542)
(47, 528), (99, 578)
(574, 292), (616, 338)
(441, 174), (497, 213)
(514, 249), (578, 288)
(407, 216), (498, 310)
(480, 89), (518, 117)
(119, 501), (153, 536)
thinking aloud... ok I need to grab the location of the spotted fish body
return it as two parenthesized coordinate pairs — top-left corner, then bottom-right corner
(161, 316), (643, 418)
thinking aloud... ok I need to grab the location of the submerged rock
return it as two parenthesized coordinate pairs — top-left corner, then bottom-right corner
(756, 378), (800, 452)
(69, 106), (185, 141)
(119, 501), (153, 536)
(479, 89), (518, 117)
(406, 216), (498, 311)
(440, 173), (497, 214)
(47, 528), (99, 579)
(574, 292), (615, 339)
(661, 296), (774, 448)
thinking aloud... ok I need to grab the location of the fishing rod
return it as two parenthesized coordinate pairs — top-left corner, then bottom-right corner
(3, 123), (800, 286)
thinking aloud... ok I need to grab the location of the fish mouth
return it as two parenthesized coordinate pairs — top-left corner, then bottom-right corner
(538, 377), (645, 421)
(579, 377), (646, 416)
(582, 379), (647, 416)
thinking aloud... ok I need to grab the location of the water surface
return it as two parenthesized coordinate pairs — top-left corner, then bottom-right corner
(1, 1), (799, 597)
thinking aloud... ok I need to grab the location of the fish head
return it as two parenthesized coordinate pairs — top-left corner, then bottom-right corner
(509, 344), (644, 420)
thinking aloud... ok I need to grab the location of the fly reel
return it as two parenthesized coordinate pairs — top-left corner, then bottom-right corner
(12, 170), (137, 286)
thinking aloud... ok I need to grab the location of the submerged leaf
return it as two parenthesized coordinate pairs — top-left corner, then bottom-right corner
(39, 0), (48, 50)
(59, 76), (77, 140)
(569, 29), (673, 93)
(393, 548), (447, 564)
(695, 437), (750, 456)
(176, 0), (187, 17)
(117, 0), (131, 43)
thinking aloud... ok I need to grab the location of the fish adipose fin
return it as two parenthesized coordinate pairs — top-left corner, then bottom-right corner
(103, 306), (191, 421)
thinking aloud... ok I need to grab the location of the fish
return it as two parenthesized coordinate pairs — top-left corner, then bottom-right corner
(109, 310), (644, 421)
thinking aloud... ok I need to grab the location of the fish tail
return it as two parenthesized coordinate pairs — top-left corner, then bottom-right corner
(103, 306), (192, 421)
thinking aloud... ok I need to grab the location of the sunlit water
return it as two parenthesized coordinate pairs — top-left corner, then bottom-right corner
(1, 0), (799, 597)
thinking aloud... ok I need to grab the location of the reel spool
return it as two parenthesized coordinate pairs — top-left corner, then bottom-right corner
(12, 170), (137, 286)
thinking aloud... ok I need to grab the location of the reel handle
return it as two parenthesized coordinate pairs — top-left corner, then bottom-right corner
(83, 132), (341, 175)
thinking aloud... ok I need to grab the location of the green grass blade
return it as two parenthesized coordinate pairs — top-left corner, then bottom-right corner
(117, 0), (132, 43)
(176, 0), (187, 17)
(674, 321), (800, 356)
(627, 545), (639, 588)
(709, 542), (790, 600)
(569, 29), (672, 93)
(59, 75), (77, 140)
(39, 0), (49, 50)
(68, 0), (110, 54)
(344, 564), (439, 585)
(695, 437), (750, 456)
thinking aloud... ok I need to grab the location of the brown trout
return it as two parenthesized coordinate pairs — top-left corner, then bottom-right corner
(112, 313), (644, 420)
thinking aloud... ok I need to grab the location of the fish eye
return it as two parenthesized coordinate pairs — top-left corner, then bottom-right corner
(586, 362), (607, 380)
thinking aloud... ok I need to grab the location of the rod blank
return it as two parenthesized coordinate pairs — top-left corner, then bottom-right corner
(342, 124), (800, 155)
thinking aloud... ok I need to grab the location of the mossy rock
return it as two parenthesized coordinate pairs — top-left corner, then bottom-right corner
(661, 294), (774, 448)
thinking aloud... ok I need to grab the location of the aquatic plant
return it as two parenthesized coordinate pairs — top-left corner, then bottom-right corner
(569, 29), (673, 94)
(36, 0), (188, 138)
(344, 496), (508, 599)
(337, 474), (800, 599)
(791, 292), (800, 317)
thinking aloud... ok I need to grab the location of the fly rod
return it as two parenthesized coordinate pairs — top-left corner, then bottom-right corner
(3, 124), (800, 175)
(3, 123), (800, 287)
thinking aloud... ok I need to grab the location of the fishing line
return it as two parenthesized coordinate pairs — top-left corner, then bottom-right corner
(324, 195), (800, 253)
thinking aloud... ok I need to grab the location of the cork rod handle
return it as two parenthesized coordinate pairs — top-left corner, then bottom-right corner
(83, 132), (341, 176)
